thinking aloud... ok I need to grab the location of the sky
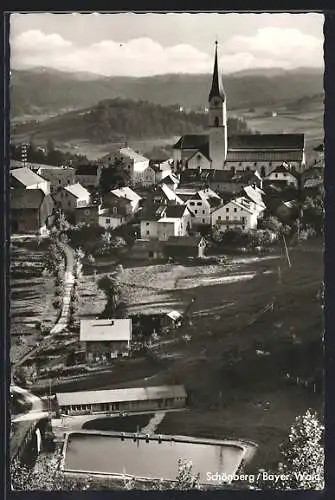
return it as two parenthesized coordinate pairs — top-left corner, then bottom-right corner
(10, 12), (324, 76)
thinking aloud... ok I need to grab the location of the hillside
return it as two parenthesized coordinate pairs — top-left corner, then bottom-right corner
(11, 98), (252, 144)
(10, 67), (323, 118)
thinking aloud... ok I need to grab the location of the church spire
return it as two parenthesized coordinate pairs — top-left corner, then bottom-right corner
(208, 40), (225, 101)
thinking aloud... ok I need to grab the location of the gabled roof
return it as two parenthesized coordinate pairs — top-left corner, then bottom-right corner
(173, 134), (209, 150)
(11, 167), (47, 188)
(228, 134), (305, 151)
(80, 319), (131, 342)
(158, 173), (179, 185)
(187, 143), (211, 162)
(11, 189), (45, 209)
(110, 186), (142, 204)
(268, 163), (298, 176)
(165, 204), (189, 218)
(208, 41), (226, 101)
(120, 147), (149, 163)
(243, 185), (266, 209)
(64, 183), (90, 199)
(160, 184), (184, 205)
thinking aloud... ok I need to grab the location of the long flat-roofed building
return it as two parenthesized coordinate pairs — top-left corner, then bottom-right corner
(55, 385), (187, 416)
(80, 318), (132, 364)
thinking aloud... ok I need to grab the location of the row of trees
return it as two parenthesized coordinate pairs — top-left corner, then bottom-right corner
(10, 140), (89, 167)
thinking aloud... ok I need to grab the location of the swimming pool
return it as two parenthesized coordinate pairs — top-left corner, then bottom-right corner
(62, 431), (247, 486)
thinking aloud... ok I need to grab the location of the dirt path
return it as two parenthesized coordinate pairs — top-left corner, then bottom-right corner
(13, 241), (75, 370)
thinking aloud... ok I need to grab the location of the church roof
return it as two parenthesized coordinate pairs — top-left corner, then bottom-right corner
(173, 134), (208, 150)
(226, 150), (303, 163)
(208, 42), (226, 101)
(228, 134), (304, 151)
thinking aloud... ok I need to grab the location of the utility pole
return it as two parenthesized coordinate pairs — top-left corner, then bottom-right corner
(282, 233), (291, 268)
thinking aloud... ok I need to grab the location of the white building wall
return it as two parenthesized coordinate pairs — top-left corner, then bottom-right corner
(99, 215), (125, 229)
(187, 153), (211, 170)
(266, 171), (298, 187)
(211, 201), (257, 231)
(186, 199), (211, 225)
(224, 160), (302, 177)
(140, 220), (159, 239)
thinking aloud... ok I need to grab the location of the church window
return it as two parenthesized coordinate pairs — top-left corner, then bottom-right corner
(254, 162), (257, 166)
(275, 173), (278, 178)
(239, 163), (242, 167)
(226, 207), (229, 212)
(202, 210), (205, 214)
(214, 116), (220, 127)
(217, 216), (221, 221)
(194, 210), (198, 214)
(246, 167), (250, 172)
(234, 208), (237, 213)
(269, 162), (272, 166)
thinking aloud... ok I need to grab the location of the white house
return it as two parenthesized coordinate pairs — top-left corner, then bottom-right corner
(150, 159), (173, 183)
(10, 167), (50, 195)
(211, 196), (259, 232)
(109, 186), (142, 214)
(243, 185), (266, 218)
(37, 165), (76, 194)
(118, 147), (154, 187)
(265, 163), (298, 188)
(54, 183), (91, 212)
(140, 204), (192, 241)
(80, 319), (132, 362)
(176, 187), (222, 226)
(98, 207), (127, 230)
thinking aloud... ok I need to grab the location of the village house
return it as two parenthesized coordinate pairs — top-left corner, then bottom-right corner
(175, 187), (222, 226)
(117, 147), (155, 187)
(157, 173), (180, 191)
(36, 165), (76, 194)
(99, 186), (142, 229)
(75, 164), (102, 189)
(53, 183), (91, 214)
(163, 235), (207, 259)
(75, 205), (99, 226)
(211, 195), (260, 232)
(80, 319), (132, 364)
(152, 183), (184, 206)
(140, 204), (192, 241)
(10, 167), (50, 195)
(149, 159), (173, 183)
(264, 163), (299, 188)
(11, 189), (54, 235)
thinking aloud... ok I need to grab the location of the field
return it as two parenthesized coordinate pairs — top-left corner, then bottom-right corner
(60, 240), (324, 472)
(10, 237), (57, 364)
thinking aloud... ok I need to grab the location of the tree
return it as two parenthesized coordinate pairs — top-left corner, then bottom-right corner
(97, 275), (122, 318)
(273, 410), (324, 490)
(99, 158), (131, 193)
(174, 458), (201, 490)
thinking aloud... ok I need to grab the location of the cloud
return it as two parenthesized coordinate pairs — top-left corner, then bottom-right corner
(10, 27), (323, 76)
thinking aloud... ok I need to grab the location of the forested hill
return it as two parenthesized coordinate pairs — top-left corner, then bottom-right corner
(11, 67), (323, 118)
(11, 98), (252, 144)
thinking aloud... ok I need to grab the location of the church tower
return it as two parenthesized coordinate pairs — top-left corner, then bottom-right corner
(208, 41), (227, 170)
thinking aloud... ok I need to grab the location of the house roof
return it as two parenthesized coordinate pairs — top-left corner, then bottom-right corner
(166, 310), (183, 321)
(11, 189), (45, 209)
(243, 185), (266, 209)
(165, 205), (189, 218)
(75, 164), (99, 176)
(120, 147), (149, 163)
(160, 184), (184, 205)
(56, 385), (186, 407)
(173, 134), (208, 150)
(187, 143), (211, 162)
(64, 183), (90, 199)
(158, 173), (179, 185)
(110, 186), (142, 204)
(80, 319), (132, 342)
(11, 167), (47, 188)
(164, 236), (205, 247)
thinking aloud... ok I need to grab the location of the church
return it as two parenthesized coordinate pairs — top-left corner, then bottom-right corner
(173, 42), (306, 178)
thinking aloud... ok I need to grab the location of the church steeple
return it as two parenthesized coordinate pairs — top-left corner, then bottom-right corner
(208, 40), (225, 101)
